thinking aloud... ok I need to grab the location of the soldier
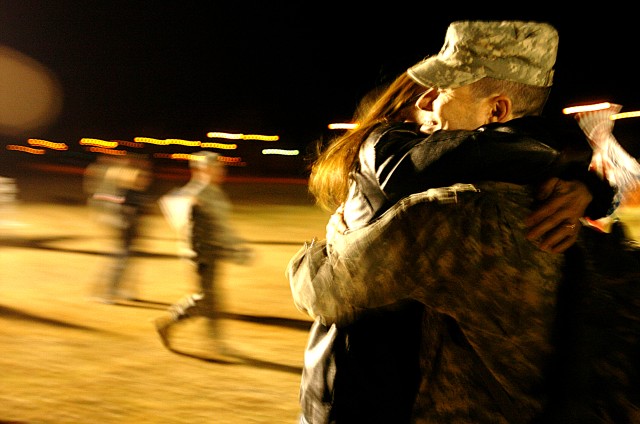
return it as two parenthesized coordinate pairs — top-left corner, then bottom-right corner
(155, 151), (252, 356)
(288, 21), (623, 423)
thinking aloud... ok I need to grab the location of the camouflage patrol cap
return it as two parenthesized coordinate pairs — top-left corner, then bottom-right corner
(408, 21), (558, 89)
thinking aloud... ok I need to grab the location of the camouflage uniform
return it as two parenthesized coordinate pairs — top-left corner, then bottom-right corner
(290, 183), (564, 423)
(157, 152), (252, 351)
(168, 183), (250, 336)
(188, 184), (233, 324)
(288, 20), (620, 423)
(288, 115), (617, 423)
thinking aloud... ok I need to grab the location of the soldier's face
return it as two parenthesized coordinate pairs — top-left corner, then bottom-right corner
(416, 84), (494, 131)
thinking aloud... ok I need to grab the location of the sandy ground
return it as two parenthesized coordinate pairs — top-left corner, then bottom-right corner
(2, 169), (640, 424)
(0, 172), (329, 424)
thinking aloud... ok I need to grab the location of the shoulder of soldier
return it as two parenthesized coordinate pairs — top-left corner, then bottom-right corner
(482, 116), (587, 151)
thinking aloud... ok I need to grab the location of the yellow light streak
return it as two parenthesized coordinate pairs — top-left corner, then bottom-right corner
(134, 137), (170, 145)
(219, 156), (241, 164)
(328, 123), (359, 130)
(241, 134), (279, 141)
(87, 146), (127, 155)
(206, 132), (279, 141)
(261, 149), (299, 156)
(116, 140), (145, 148)
(27, 139), (68, 150)
(166, 139), (200, 146)
(134, 137), (201, 146)
(169, 153), (195, 161)
(610, 111), (640, 120)
(562, 102), (611, 115)
(6, 145), (46, 154)
(167, 153), (245, 166)
(200, 142), (237, 149)
(80, 138), (118, 148)
(207, 132), (242, 140)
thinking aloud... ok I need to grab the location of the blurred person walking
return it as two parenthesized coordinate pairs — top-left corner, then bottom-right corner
(104, 156), (154, 303)
(86, 154), (154, 303)
(155, 151), (252, 356)
(84, 154), (128, 229)
(0, 176), (19, 229)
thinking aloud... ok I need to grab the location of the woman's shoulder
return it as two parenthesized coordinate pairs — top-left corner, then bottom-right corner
(367, 122), (424, 155)
(369, 121), (422, 138)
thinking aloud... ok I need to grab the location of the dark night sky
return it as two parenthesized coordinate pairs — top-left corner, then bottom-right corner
(2, 2), (639, 163)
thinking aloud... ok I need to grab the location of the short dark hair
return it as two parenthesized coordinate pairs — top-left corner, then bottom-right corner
(470, 77), (551, 116)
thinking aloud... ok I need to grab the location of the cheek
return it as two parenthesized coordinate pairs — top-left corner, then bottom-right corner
(436, 100), (474, 130)
(434, 99), (454, 122)
(471, 107), (492, 127)
(415, 110), (434, 125)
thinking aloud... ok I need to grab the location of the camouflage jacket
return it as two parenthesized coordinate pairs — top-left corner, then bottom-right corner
(190, 184), (249, 263)
(289, 182), (565, 423)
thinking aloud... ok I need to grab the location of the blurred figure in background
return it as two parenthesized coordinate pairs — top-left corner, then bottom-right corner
(155, 151), (253, 356)
(103, 155), (154, 303)
(83, 154), (127, 229)
(85, 154), (154, 303)
(0, 176), (19, 230)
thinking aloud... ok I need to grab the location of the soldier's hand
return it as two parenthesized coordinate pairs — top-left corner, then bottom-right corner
(525, 178), (590, 253)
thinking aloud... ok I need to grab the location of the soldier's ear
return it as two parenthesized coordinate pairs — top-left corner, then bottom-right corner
(488, 94), (512, 123)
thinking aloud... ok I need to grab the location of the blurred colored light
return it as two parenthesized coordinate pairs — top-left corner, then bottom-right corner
(328, 123), (358, 130)
(562, 102), (611, 114)
(610, 111), (640, 120)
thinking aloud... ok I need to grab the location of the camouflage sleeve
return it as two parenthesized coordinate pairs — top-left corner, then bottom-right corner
(289, 184), (483, 325)
(288, 182), (564, 328)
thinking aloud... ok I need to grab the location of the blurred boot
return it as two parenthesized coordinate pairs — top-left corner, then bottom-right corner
(154, 315), (175, 350)
(155, 294), (198, 350)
